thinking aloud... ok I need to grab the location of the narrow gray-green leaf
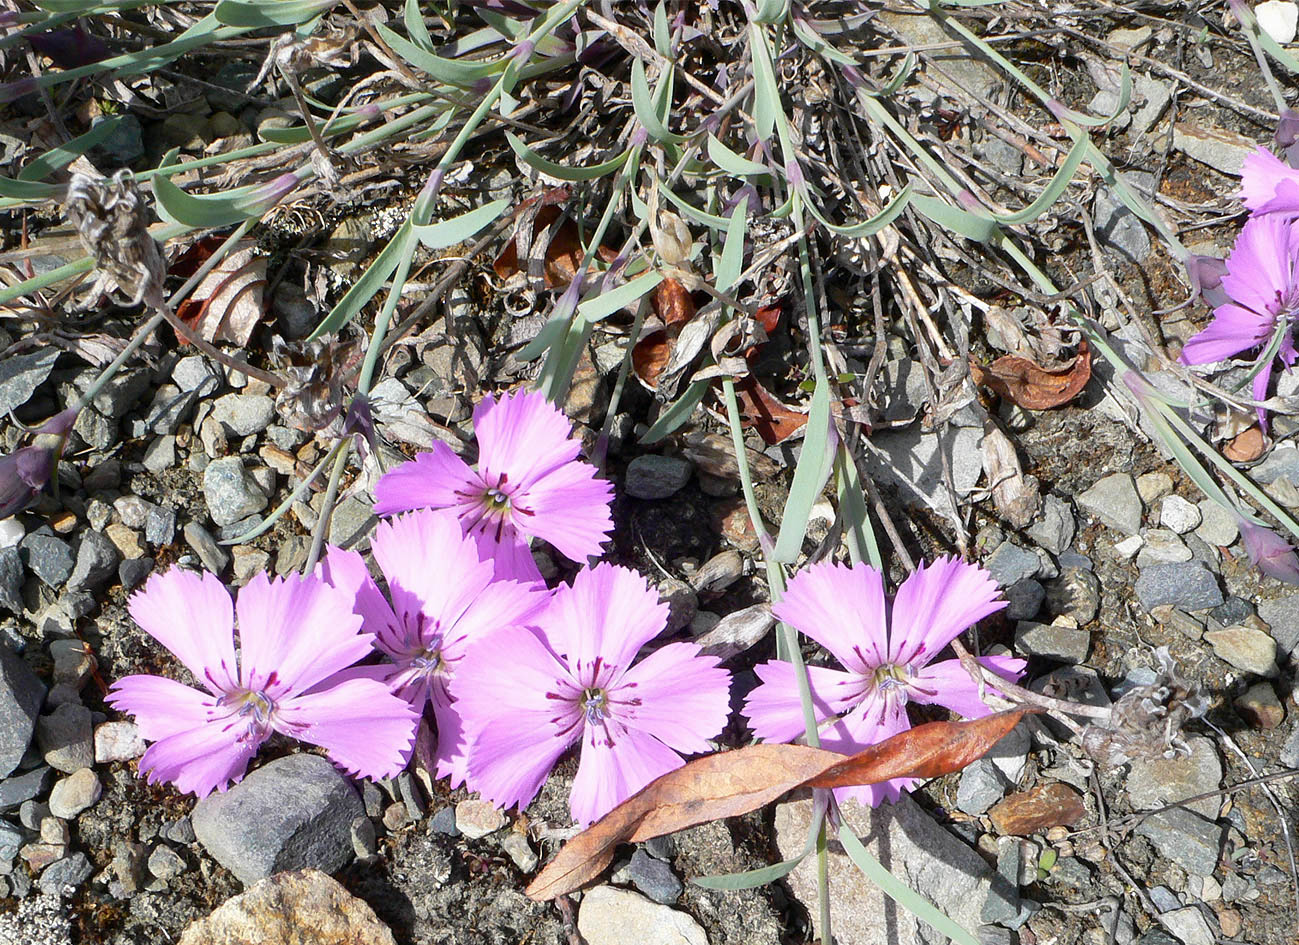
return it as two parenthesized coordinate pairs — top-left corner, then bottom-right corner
(748, 23), (780, 143)
(404, 0), (435, 50)
(982, 136), (1086, 225)
(631, 57), (686, 144)
(706, 134), (772, 177)
(0, 177), (60, 198)
(790, 15), (856, 65)
(772, 378), (832, 563)
(308, 220), (414, 340)
(835, 445), (881, 570)
(716, 194), (749, 292)
(18, 116), (124, 181)
(804, 183), (912, 237)
(692, 853), (808, 890)
(506, 131), (630, 181)
(653, 0), (671, 56)
(153, 174), (293, 228)
(412, 199), (507, 249)
(576, 271), (665, 324)
(377, 22), (505, 86)
(213, 0), (336, 27)
(911, 195), (998, 242)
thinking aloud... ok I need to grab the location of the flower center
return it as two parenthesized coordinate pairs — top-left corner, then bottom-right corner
(484, 486), (511, 511)
(582, 687), (608, 724)
(872, 663), (915, 706)
(217, 687), (278, 742)
(410, 647), (446, 678)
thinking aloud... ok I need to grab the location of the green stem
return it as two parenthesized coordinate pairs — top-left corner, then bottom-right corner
(305, 440), (351, 574)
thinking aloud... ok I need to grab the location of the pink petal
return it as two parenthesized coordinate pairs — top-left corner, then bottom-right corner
(372, 510), (496, 649)
(317, 547), (403, 657)
(741, 660), (869, 744)
(373, 444), (481, 517)
(611, 642), (731, 754)
(277, 678), (419, 781)
(234, 573), (370, 696)
(1179, 304), (1274, 365)
(907, 655), (1026, 719)
(473, 532), (544, 584)
(772, 561), (887, 672)
(107, 674), (217, 742)
(1240, 146), (1299, 214)
(1220, 213), (1297, 314)
(821, 692), (915, 808)
(456, 626), (581, 811)
(1254, 356), (1276, 430)
(135, 720), (260, 798)
(570, 719), (684, 826)
(535, 564), (668, 678)
(516, 459), (614, 563)
(127, 569), (237, 693)
(474, 389), (581, 489)
(887, 557), (1006, 667)
(428, 680), (468, 786)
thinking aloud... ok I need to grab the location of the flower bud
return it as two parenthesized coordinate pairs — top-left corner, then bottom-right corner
(1238, 518), (1299, 585)
(0, 408), (77, 519)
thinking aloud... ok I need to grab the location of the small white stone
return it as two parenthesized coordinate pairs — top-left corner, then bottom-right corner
(454, 799), (506, 839)
(1257, 0), (1299, 45)
(1112, 534), (1145, 560)
(0, 517), (24, 549)
(1159, 906), (1215, 945)
(1160, 495), (1202, 534)
(94, 721), (146, 763)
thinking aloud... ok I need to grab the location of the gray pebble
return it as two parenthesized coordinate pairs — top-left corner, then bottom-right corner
(202, 457), (269, 527)
(1045, 568), (1100, 625)
(161, 816), (195, 845)
(183, 521), (230, 574)
(0, 819), (21, 864)
(1134, 562), (1223, 612)
(35, 704), (93, 773)
(38, 851), (91, 897)
(1014, 621), (1090, 663)
(1136, 808), (1223, 878)
(1257, 595), (1299, 657)
(173, 355), (222, 394)
(1078, 473), (1143, 535)
(144, 505), (176, 546)
(984, 542), (1041, 587)
(191, 753), (363, 885)
(147, 844), (186, 881)
(429, 806), (460, 837)
(624, 455), (694, 500)
(0, 766), (52, 810)
(20, 531), (74, 588)
(1004, 580), (1044, 620)
(981, 839), (1021, 924)
(351, 816), (377, 859)
(142, 435), (176, 473)
(18, 800), (48, 830)
(210, 393), (276, 437)
(1135, 529), (1192, 567)
(0, 547), (24, 615)
(956, 758), (1009, 816)
(47, 768), (100, 819)
(68, 531), (120, 592)
(1194, 501), (1238, 546)
(627, 848), (682, 903)
(118, 557), (154, 590)
(1025, 494), (1075, 555)
(500, 831), (538, 873)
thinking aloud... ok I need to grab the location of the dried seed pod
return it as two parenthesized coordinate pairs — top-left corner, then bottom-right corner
(65, 170), (166, 308)
(689, 550), (745, 594)
(693, 603), (775, 661)
(1080, 647), (1208, 765)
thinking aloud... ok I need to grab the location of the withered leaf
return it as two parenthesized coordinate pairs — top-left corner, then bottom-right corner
(971, 338), (1091, 410)
(525, 710), (1030, 901)
(632, 278), (698, 391)
(732, 375), (808, 444)
(175, 240), (267, 347)
(981, 420), (1041, 529)
(493, 191), (617, 288)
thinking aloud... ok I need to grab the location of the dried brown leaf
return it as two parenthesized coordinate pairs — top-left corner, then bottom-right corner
(971, 338), (1091, 410)
(175, 240), (267, 347)
(525, 710), (1030, 901)
(981, 420), (1041, 529)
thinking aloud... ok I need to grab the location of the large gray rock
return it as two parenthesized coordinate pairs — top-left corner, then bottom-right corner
(0, 646), (44, 778)
(1257, 595), (1299, 657)
(1126, 736), (1221, 820)
(1135, 808), (1223, 877)
(192, 754), (363, 885)
(202, 458), (270, 528)
(1134, 563), (1223, 612)
(775, 795), (996, 945)
(210, 394), (276, 437)
(624, 455), (694, 500)
(35, 703), (93, 773)
(68, 530), (121, 593)
(1077, 473), (1143, 535)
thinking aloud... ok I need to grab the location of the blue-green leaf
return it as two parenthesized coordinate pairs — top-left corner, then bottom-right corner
(653, 0), (671, 56)
(404, 0), (435, 50)
(308, 220), (414, 340)
(804, 184), (912, 237)
(0, 177), (60, 198)
(692, 853), (808, 890)
(213, 0), (337, 27)
(576, 271), (665, 323)
(377, 22), (506, 86)
(716, 194), (749, 292)
(912, 195), (998, 242)
(18, 116), (125, 181)
(153, 174), (295, 228)
(983, 136), (1087, 225)
(412, 199), (508, 249)
(641, 379), (710, 444)
(506, 131), (630, 181)
(631, 57), (686, 144)
(706, 134), (772, 177)
(772, 378), (832, 563)
(748, 23), (780, 142)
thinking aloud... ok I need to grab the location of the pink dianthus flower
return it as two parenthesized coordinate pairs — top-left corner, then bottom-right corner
(455, 563), (732, 826)
(108, 568), (419, 798)
(318, 509), (549, 785)
(373, 389), (613, 579)
(742, 557), (1024, 808)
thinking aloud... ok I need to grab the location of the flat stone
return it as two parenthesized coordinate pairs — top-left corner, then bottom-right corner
(578, 885), (705, 945)
(0, 548), (23, 615)
(1136, 529), (1192, 567)
(1136, 472), (1174, 505)
(145, 505), (177, 546)
(454, 799), (506, 839)
(68, 530), (121, 592)
(119, 557), (154, 590)
(184, 521), (231, 574)
(861, 421), (984, 519)
(1004, 580), (1045, 620)
(210, 394), (276, 437)
(775, 795), (992, 945)
(1159, 497), (1201, 535)
(94, 721), (146, 763)
(39, 851), (91, 897)
(0, 647), (43, 780)
(1078, 473), (1143, 535)
(988, 783), (1086, 835)
(1112, 534), (1144, 560)
(20, 531), (74, 588)
(148, 844), (187, 881)
(1173, 122), (1257, 175)
(1203, 626), (1277, 676)
(1194, 502), (1238, 546)
(47, 768), (100, 819)
(1135, 563), (1223, 612)
(202, 457), (270, 527)
(174, 355), (222, 393)
(1014, 621), (1090, 663)
(35, 703), (93, 773)
(981, 838), (1022, 924)
(624, 455), (694, 500)
(1093, 179), (1150, 262)
(1026, 494), (1075, 555)
(627, 848), (682, 904)
(1158, 906), (1215, 945)
(1256, 595), (1299, 656)
(142, 435), (177, 473)
(104, 524), (145, 560)
(985, 542), (1041, 587)
(0, 765), (52, 810)
(0, 349), (59, 416)
(1127, 736), (1221, 820)
(1234, 681), (1284, 729)
(176, 869), (398, 945)
(956, 758), (1010, 815)
(1135, 807), (1223, 878)
(192, 753), (363, 885)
